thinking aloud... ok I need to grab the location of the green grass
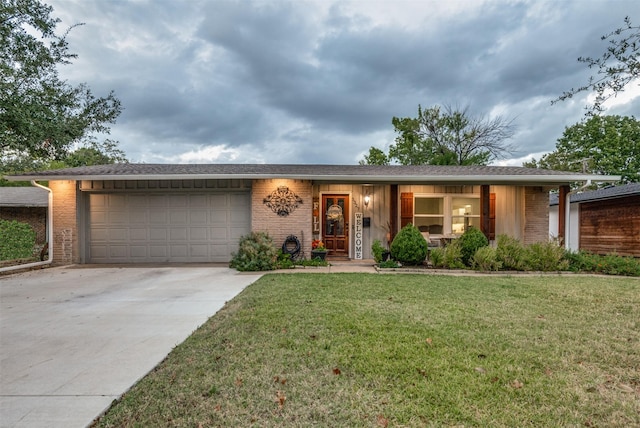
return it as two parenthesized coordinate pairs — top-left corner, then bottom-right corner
(94, 274), (640, 427)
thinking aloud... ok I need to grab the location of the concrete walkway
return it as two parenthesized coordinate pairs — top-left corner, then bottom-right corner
(0, 266), (262, 428)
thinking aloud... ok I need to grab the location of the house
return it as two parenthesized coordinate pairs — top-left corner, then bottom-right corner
(549, 183), (640, 257)
(0, 186), (49, 244)
(4, 164), (619, 265)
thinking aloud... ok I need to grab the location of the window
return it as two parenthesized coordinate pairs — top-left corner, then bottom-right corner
(414, 197), (444, 234)
(451, 197), (480, 234)
(414, 195), (479, 236)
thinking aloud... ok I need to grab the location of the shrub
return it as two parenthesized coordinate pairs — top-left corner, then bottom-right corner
(442, 240), (465, 269)
(276, 251), (294, 269)
(471, 246), (502, 271)
(524, 241), (569, 272)
(429, 247), (444, 268)
(601, 253), (640, 276)
(0, 219), (36, 261)
(229, 232), (279, 271)
(390, 224), (428, 265)
(457, 227), (488, 266)
(495, 234), (527, 271)
(371, 239), (385, 263)
(378, 259), (401, 269)
(565, 250), (599, 272)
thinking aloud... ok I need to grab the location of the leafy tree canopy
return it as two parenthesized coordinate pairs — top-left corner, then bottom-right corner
(1, 139), (128, 186)
(360, 105), (515, 166)
(524, 115), (640, 183)
(1, 0), (123, 165)
(553, 16), (639, 115)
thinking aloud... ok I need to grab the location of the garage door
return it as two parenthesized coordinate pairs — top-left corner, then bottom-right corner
(87, 192), (250, 263)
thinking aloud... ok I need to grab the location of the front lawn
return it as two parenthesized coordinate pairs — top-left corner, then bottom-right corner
(94, 274), (640, 427)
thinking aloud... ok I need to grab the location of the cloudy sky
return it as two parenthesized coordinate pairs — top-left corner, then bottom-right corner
(48, 0), (640, 165)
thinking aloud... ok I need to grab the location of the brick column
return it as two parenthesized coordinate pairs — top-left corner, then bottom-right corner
(49, 181), (79, 265)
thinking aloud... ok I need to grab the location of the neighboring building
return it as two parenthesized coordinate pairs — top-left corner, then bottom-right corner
(550, 183), (640, 257)
(0, 187), (49, 244)
(5, 164), (618, 265)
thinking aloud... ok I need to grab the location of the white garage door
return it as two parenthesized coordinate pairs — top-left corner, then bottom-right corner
(88, 192), (250, 263)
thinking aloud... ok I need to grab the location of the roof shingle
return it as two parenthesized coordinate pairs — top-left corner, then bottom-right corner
(5, 163), (620, 186)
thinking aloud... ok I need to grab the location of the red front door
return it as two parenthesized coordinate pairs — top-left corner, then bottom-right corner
(322, 194), (349, 258)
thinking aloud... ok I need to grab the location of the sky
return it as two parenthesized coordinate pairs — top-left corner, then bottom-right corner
(48, 0), (640, 166)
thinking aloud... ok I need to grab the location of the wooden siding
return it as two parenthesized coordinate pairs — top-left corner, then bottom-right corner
(579, 195), (640, 257)
(315, 184), (391, 259)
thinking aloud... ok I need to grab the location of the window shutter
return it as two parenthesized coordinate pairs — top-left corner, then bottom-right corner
(489, 193), (496, 240)
(400, 192), (413, 228)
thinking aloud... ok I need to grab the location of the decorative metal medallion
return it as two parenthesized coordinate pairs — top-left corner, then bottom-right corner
(263, 186), (303, 217)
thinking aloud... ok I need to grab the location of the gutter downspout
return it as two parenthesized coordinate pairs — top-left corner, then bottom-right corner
(564, 179), (592, 251)
(0, 181), (53, 273)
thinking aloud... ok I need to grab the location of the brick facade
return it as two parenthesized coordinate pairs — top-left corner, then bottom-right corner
(523, 186), (551, 245)
(0, 207), (47, 244)
(251, 179), (313, 258)
(50, 181), (79, 265)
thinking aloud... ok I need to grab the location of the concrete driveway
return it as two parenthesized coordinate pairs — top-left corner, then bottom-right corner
(0, 266), (262, 428)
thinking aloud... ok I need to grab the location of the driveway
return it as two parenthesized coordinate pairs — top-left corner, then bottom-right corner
(0, 266), (262, 428)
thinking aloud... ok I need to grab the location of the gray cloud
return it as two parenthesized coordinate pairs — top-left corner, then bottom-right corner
(49, 0), (640, 165)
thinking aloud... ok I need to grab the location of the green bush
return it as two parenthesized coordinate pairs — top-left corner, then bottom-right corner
(229, 232), (279, 271)
(378, 259), (401, 269)
(390, 224), (428, 265)
(524, 241), (569, 272)
(471, 246), (502, 271)
(0, 219), (36, 261)
(429, 247), (444, 268)
(457, 227), (489, 266)
(601, 253), (640, 276)
(276, 251), (294, 269)
(495, 234), (527, 271)
(371, 239), (385, 263)
(442, 240), (465, 269)
(565, 250), (640, 276)
(565, 250), (599, 272)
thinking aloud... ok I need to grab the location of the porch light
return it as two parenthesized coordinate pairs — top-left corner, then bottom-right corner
(364, 194), (371, 207)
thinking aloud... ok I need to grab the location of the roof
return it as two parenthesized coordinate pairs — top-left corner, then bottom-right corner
(4, 163), (621, 186)
(549, 182), (640, 206)
(0, 187), (49, 207)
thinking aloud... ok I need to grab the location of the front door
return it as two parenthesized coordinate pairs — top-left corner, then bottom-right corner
(322, 194), (349, 258)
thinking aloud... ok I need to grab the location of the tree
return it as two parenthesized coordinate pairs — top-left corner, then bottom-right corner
(553, 16), (639, 115)
(0, 140), (128, 185)
(64, 139), (127, 167)
(1, 0), (123, 163)
(358, 146), (389, 165)
(524, 115), (640, 183)
(361, 105), (515, 166)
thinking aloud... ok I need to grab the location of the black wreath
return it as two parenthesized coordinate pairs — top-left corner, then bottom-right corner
(282, 235), (301, 259)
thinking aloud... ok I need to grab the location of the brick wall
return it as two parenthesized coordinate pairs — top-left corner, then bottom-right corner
(251, 179), (313, 258)
(523, 186), (551, 245)
(50, 181), (79, 265)
(0, 207), (47, 244)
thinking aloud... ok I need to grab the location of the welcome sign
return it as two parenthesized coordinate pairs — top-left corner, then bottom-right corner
(354, 212), (363, 260)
